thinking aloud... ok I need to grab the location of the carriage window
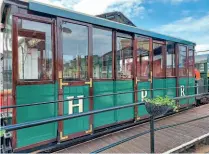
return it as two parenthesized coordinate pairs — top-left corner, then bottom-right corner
(153, 42), (165, 77)
(62, 22), (88, 81)
(18, 19), (52, 81)
(3, 9), (12, 89)
(116, 36), (133, 79)
(137, 37), (150, 80)
(166, 42), (176, 77)
(93, 28), (112, 79)
(179, 45), (187, 76)
(188, 45), (194, 77)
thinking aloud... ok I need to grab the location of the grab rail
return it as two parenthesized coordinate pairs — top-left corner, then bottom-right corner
(1, 85), (208, 109)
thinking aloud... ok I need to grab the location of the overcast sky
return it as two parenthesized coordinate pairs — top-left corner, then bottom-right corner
(1, 0), (209, 52)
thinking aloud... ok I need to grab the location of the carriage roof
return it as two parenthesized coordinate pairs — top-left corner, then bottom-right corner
(2, 0), (195, 46)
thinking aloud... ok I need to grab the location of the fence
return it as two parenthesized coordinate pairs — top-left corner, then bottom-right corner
(0, 85), (209, 153)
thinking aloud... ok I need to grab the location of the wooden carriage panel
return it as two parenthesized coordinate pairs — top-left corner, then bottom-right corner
(178, 77), (189, 105)
(63, 85), (90, 136)
(16, 84), (58, 148)
(115, 80), (134, 122)
(137, 81), (151, 117)
(166, 78), (177, 98)
(93, 81), (115, 128)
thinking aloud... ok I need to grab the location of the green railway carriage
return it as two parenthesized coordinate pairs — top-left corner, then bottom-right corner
(0, 0), (196, 152)
(195, 54), (209, 92)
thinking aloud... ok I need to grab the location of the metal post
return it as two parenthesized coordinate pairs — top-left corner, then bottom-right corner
(150, 115), (155, 153)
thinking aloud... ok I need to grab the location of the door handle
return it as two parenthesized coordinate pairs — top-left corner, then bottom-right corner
(135, 77), (140, 84)
(59, 71), (68, 89)
(85, 78), (92, 88)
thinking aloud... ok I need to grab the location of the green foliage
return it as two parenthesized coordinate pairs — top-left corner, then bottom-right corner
(0, 129), (5, 137)
(144, 96), (178, 111)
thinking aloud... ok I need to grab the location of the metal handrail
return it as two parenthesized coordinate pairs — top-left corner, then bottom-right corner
(2, 102), (144, 132)
(1, 92), (208, 132)
(1, 84), (208, 109)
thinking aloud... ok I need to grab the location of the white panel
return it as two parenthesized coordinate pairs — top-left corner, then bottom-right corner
(0, 53), (3, 91)
(0, 32), (2, 54)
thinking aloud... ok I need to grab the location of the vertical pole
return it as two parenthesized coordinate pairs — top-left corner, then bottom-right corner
(150, 115), (155, 153)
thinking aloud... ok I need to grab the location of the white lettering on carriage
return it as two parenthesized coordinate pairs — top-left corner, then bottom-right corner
(141, 90), (148, 101)
(67, 95), (84, 114)
(180, 86), (185, 96)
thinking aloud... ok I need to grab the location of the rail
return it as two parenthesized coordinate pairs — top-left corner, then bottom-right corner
(1, 85), (208, 109)
(0, 86), (208, 153)
(1, 92), (208, 132)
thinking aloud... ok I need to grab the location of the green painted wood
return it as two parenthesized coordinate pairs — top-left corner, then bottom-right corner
(178, 77), (189, 105)
(93, 81), (116, 128)
(153, 78), (166, 97)
(115, 80), (134, 122)
(16, 84), (58, 148)
(166, 78), (177, 98)
(137, 81), (151, 117)
(188, 77), (195, 104)
(29, 1), (195, 45)
(63, 85), (90, 135)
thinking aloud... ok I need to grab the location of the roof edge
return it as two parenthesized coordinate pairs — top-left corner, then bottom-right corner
(10, 0), (196, 45)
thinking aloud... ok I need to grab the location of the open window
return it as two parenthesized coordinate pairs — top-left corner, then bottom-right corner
(17, 19), (53, 82)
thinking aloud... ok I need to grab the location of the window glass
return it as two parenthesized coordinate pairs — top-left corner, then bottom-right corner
(153, 43), (164, 77)
(116, 36), (133, 79)
(137, 37), (150, 79)
(93, 28), (112, 79)
(179, 45), (187, 76)
(3, 10), (12, 89)
(166, 42), (175, 76)
(62, 22), (88, 81)
(18, 19), (52, 81)
(188, 45), (194, 77)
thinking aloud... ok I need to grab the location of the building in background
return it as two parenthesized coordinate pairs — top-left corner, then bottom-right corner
(97, 11), (136, 27)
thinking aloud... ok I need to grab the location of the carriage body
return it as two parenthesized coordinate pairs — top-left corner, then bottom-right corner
(0, 0), (199, 151)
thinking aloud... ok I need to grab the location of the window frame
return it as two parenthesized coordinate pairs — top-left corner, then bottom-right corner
(136, 35), (152, 81)
(115, 32), (134, 80)
(13, 13), (55, 85)
(178, 44), (188, 77)
(58, 18), (92, 85)
(2, 7), (13, 90)
(166, 41), (176, 78)
(188, 45), (195, 77)
(152, 40), (166, 78)
(92, 26), (114, 81)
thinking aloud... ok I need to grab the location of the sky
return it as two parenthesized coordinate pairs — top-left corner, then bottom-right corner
(0, 0), (209, 52)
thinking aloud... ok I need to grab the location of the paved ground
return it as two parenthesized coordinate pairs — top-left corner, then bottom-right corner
(56, 104), (209, 153)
